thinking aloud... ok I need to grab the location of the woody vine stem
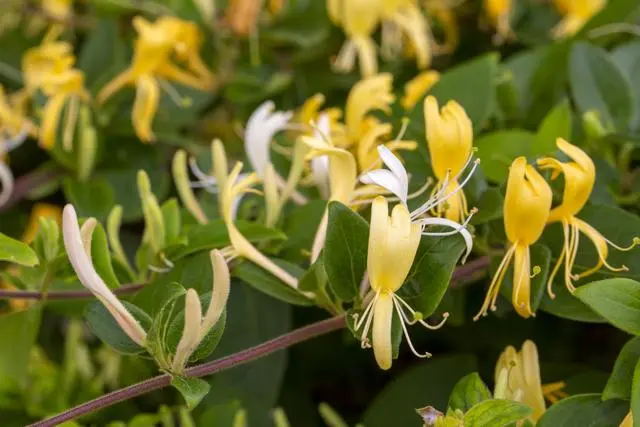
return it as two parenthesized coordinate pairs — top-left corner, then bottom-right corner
(21, 258), (489, 426)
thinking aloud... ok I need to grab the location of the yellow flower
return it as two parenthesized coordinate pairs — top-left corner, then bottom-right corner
(328, 0), (381, 76)
(475, 157), (552, 319)
(620, 412), (633, 427)
(483, 0), (513, 43)
(22, 40), (76, 96)
(21, 203), (62, 244)
(537, 139), (639, 296)
(39, 68), (90, 150)
(424, 96), (474, 222)
(379, 0), (432, 69)
(354, 196), (447, 370)
(401, 70), (440, 110)
(41, 0), (73, 21)
(551, 0), (606, 39)
(97, 16), (214, 142)
(0, 85), (37, 141)
(424, 0), (459, 54)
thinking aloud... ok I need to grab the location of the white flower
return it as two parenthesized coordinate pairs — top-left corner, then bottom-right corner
(0, 130), (27, 207)
(359, 145), (478, 261)
(310, 113), (331, 199)
(62, 204), (148, 347)
(244, 101), (293, 178)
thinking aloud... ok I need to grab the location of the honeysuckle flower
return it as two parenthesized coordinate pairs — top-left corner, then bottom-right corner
(354, 196), (448, 370)
(537, 139), (639, 296)
(309, 114), (332, 199)
(63, 204), (148, 347)
(494, 341), (546, 422)
(0, 85), (38, 139)
(379, 0), (432, 69)
(360, 145), (476, 260)
(483, 0), (513, 43)
(474, 157), (552, 320)
(551, 0), (606, 39)
(424, 95), (474, 223)
(21, 40), (76, 96)
(171, 249), (230, 373)
(39, 68), (91, 150)
(244, 101), (293, 178)
(424, 0), (460, 54)
(97, 16), (214, 142)
(21, 203), (62, 244)
(327, 0), (380, 76)
(401, 70), (440, 110)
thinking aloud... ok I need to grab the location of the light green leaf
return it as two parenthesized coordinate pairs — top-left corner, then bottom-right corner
(0, 307), (42, 384)
(171, 376), (211, 409)
(604, 337), (640, 400)
(232, 260), (313, 306)
(569, 42), (635, 130)
(324, 202), (369, 302)
(0, 232), (39, 267)
(575, 278), (640, 335)
(448, 373), (492, 413)
(63, 177), (115, 222)
(475, 130), (536, 183)
(537, 394), (628, 427)
(463, 399), (531, 427)
(89, 223), (120, 290)
(631, 361), (640, 424)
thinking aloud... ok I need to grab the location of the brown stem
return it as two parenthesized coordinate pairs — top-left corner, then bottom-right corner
(28, 315), (347, 427)
(450, 256), (490, 288)
(0, 284), (145, 300)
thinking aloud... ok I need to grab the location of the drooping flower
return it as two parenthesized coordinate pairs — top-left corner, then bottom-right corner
(379, 0), (433, 69)
(551, 0), (606, 39)
(483, 0), (514, 43)
(353, 196), (448, 370)
(97, 16), (214, 142)
(328, 0), (381, 76)
(63, 204), (148, 347)
(424, 0), (460, 54)
(475, 157), (552, 320)
(537, 139), (639, 296)
(424, 95), (474, 222)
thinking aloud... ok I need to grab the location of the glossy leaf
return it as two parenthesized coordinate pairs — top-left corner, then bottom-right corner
(0, 232), (38, 267)
(463, 399), (531, 427)
(84, 300), (152, 354)
(575, 278), (640, 335)
(604, 337), (640, 400)
(537, 394), (628, 427)
(232, 260), (313, 306)
(475, 130), (536, 183)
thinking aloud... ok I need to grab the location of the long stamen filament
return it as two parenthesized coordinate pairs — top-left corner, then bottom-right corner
(393, 294), (448, 330)
(392, 297), (431, 358)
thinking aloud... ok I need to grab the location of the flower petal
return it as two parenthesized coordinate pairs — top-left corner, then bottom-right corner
(360, 169), (404, 203)
(417, 216), (474, 262)
(377, 145), (408, 201)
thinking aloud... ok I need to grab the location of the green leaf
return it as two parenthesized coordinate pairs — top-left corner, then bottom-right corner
(569, 42), (635, 130)
(63, 177), (115, 222)
(611, 41), (640, 130)
(538, 277), (605, 323)
(165, 220), (286, 260)
(499, 244), (552, 314)
(262, 0), (331, 49)
(534, 99), (572, 155)
(362, 355), (477, 427)
(399, 233), (466, 318)
(85, 300), (152, 354)
(171, 376), (211, 409)
(470, 187), (504, 225)
(537, 394), (628, 427)
(0, 307), (42, 384)
(161, 199), (182, 247)
(604, 337), (640, 400)
(232, 260), (313, 306)
(463, 399), (531, 427)
(448, 373), (492, 413)
(324, 202), (369, 302)
(0, 232), (38, 267)
(475, 130), (536, 183)
(575, 278), (640, 335)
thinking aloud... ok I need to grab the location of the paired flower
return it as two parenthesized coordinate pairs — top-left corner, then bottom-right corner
(63, 204), (230, 374)
(424, 95), (475, 223)
(537, 139), (639, 296)
(475, 157), (552, 320)
(551, 0), (606, 39)
(494, 340), (567, 422)
(97, 16), (214, 142)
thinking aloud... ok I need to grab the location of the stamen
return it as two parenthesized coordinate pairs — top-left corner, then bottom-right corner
(148, 264), (172, 273)
(159, 79), (192, 108)
(357, 293), (379, 348)
(394, 117), (410, 142)
(392, 297), (432, 358)
(354, 292), (378, 331)
(473, 245), (516, 321)
(417, 208), (477, 237)
(393, 294), (449, 330)
(530, 265), (541, 278)
(606, 236), (640, 252)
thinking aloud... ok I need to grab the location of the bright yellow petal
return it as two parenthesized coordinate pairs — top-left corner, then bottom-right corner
(520, 340), (546, 421)
(512, 244), (533, 318)
(40, 93), (67, 150)
(401, 70), (440, 110)
(132, 75), (160, 142)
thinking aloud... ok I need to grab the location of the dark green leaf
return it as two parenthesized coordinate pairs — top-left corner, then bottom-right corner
(475, 130), (536, 183)
(324, 202), (369, 302)
(534, 99), (572, 155)
(537, 394), (628, 427)
(569, 42), (635, 130)
(361, 355), (477, 427)
(538, 279), (605, 323)
(575, 278), (640, 335)
(448, 373), (492, 413)
(85, 300), (152, 354)
(0, 233), (38, 267)
(463, 399), (531, 427)
(171, 376), (211, 409)
(604, 337), (640, 400)
(62, 177), (115, 222)
(232, 260), (313, 306)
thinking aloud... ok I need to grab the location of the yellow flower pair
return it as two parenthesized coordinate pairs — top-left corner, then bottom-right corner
(477, 139), (638, 320)
(98, 16), (214, 142)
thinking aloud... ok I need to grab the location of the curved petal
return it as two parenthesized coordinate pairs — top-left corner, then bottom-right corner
(244, 101), (292, 178)
(417, 216), (473, 262)
(360, 169), (404, 203)
(377, 145), (408, 200)
(200, 250), (231, 340)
